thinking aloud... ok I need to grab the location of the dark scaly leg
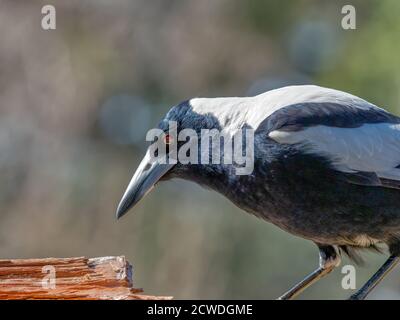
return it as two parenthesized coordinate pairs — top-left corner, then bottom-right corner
(278, 245), (341, 300)
(349, 255), (400, 300)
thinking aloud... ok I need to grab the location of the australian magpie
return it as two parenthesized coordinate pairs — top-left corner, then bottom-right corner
(116, 85), (400, 300)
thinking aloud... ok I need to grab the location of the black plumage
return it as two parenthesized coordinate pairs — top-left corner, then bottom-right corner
(116, 85), (400, 299)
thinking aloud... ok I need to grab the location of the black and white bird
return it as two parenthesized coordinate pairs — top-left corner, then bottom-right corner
(116, 85), (400, 300)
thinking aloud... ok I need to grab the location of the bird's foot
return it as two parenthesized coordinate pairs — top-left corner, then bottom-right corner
(277, 245), (341, 300)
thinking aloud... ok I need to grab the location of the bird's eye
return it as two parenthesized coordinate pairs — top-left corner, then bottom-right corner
(163, 134), (173, 145)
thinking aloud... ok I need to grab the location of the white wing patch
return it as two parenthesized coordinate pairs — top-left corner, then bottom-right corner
(269, 123), (400, 180)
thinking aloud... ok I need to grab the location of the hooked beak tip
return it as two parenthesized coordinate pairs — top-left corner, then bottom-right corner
(115, 200), (131, 220)
(115, 209), (124, 220)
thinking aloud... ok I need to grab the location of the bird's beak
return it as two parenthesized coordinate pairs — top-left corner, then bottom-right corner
(116, 150), (174, 219)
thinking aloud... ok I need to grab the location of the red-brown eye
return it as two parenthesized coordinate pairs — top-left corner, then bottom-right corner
(163, 134), (173, 145)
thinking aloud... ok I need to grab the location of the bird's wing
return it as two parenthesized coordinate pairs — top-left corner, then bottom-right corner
(190, 84), (400, 186)
(260, 99), (400, 187)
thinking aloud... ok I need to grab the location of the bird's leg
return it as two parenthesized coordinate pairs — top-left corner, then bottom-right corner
(278, 245), (340, 300)
(349, 255), (400, 300)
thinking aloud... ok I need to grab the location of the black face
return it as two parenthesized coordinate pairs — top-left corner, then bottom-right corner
(116, 100), (205, 218)
(116, 99), (253, 219)
(155, 101), (224, 178)
(156, 100), (194, 152)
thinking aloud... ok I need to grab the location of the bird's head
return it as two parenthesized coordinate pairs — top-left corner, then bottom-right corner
(116, 99), (246, 219)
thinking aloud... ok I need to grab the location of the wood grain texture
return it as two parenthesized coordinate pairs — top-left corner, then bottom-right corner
(0, 256), (172, 300)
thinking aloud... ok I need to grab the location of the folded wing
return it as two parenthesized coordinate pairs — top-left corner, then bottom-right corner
(262, 100), (400, 187)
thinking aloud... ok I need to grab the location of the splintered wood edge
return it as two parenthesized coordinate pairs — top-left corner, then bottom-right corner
(0, 256), (172, 300)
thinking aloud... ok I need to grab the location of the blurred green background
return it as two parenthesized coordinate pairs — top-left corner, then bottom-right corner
(1, 0), (400, 299)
